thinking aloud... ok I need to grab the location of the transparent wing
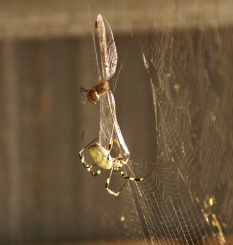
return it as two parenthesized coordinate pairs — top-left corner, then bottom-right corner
(108, 91), (130, 156)
(99, 92), (113, 150)
(99, 90), (129, 157)
(96, 14), (118, 81)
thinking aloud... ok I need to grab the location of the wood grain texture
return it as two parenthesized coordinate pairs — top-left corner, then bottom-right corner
(0, 0), (232, 39)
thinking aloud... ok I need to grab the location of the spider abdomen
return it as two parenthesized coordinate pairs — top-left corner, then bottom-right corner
(88, 143), (113, 170)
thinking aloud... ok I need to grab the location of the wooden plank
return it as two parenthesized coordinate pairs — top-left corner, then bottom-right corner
(0, 0), (233, 39)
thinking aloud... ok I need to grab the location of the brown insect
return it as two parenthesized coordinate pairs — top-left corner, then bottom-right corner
(80, 80), (109, 104)
(80, 14), (118, 104)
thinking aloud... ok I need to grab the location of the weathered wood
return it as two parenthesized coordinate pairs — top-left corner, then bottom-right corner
(0, 0), (232, 39)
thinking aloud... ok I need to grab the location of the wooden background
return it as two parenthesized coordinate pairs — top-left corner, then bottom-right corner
(0, 1), (233, 244)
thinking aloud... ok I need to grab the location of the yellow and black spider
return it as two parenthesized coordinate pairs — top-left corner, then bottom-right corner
(79, 137), (147, 197)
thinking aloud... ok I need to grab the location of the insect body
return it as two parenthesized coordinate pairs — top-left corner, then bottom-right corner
(80, 14), (117, 104)
(81, 81), (109, 104)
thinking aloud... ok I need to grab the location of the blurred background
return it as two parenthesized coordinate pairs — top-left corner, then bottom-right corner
(0, 1), (233, 245)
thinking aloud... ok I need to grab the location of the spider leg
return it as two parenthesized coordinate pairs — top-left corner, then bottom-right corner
(107, 140), (114, 161)
(119, 155), (130, 165)
(120, 166), (154, 182)
(105, 165), (131, 197)
(121, 171), (144, 182)
(105, 167), (119, 196)
(105, 166), (128, 196)
(106, 124), (115, 161)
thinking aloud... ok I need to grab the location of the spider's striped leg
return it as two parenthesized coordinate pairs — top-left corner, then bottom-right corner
(121, 166), (155, 182)
(104, 167), (126, 196)
(79, 147), (101, 177)
(121, 155), (130, 165)
(106, 124), (116, 161)
(105, 167), (118, 196)
(121, 171), (144, 182)
(106, 139), (114, 161)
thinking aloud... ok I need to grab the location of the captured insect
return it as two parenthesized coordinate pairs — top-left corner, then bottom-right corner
(79, 132), (151, 197)
(80, 14), (117, 104)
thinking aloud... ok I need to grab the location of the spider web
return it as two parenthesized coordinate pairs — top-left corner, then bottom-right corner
(138, 26), (233, 244)
(98, 26), (233, 245)
(132, 27), (232, 244)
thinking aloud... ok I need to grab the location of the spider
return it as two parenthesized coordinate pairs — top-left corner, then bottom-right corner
(80, 14), (117, 104)
(79, 137), (148, 197)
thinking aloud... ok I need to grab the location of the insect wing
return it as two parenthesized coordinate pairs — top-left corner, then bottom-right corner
(99, 92), (113, 150)
(96, 14), (118, 81)
(108, 91), (130, 156)
(99, 91), (129, 157)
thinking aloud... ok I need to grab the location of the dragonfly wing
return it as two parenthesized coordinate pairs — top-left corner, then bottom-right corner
(109, 91), (130, 156)
(96, 14), (118, 81)
(99, 92), (114, 150)
(99, 90), (130, 157)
